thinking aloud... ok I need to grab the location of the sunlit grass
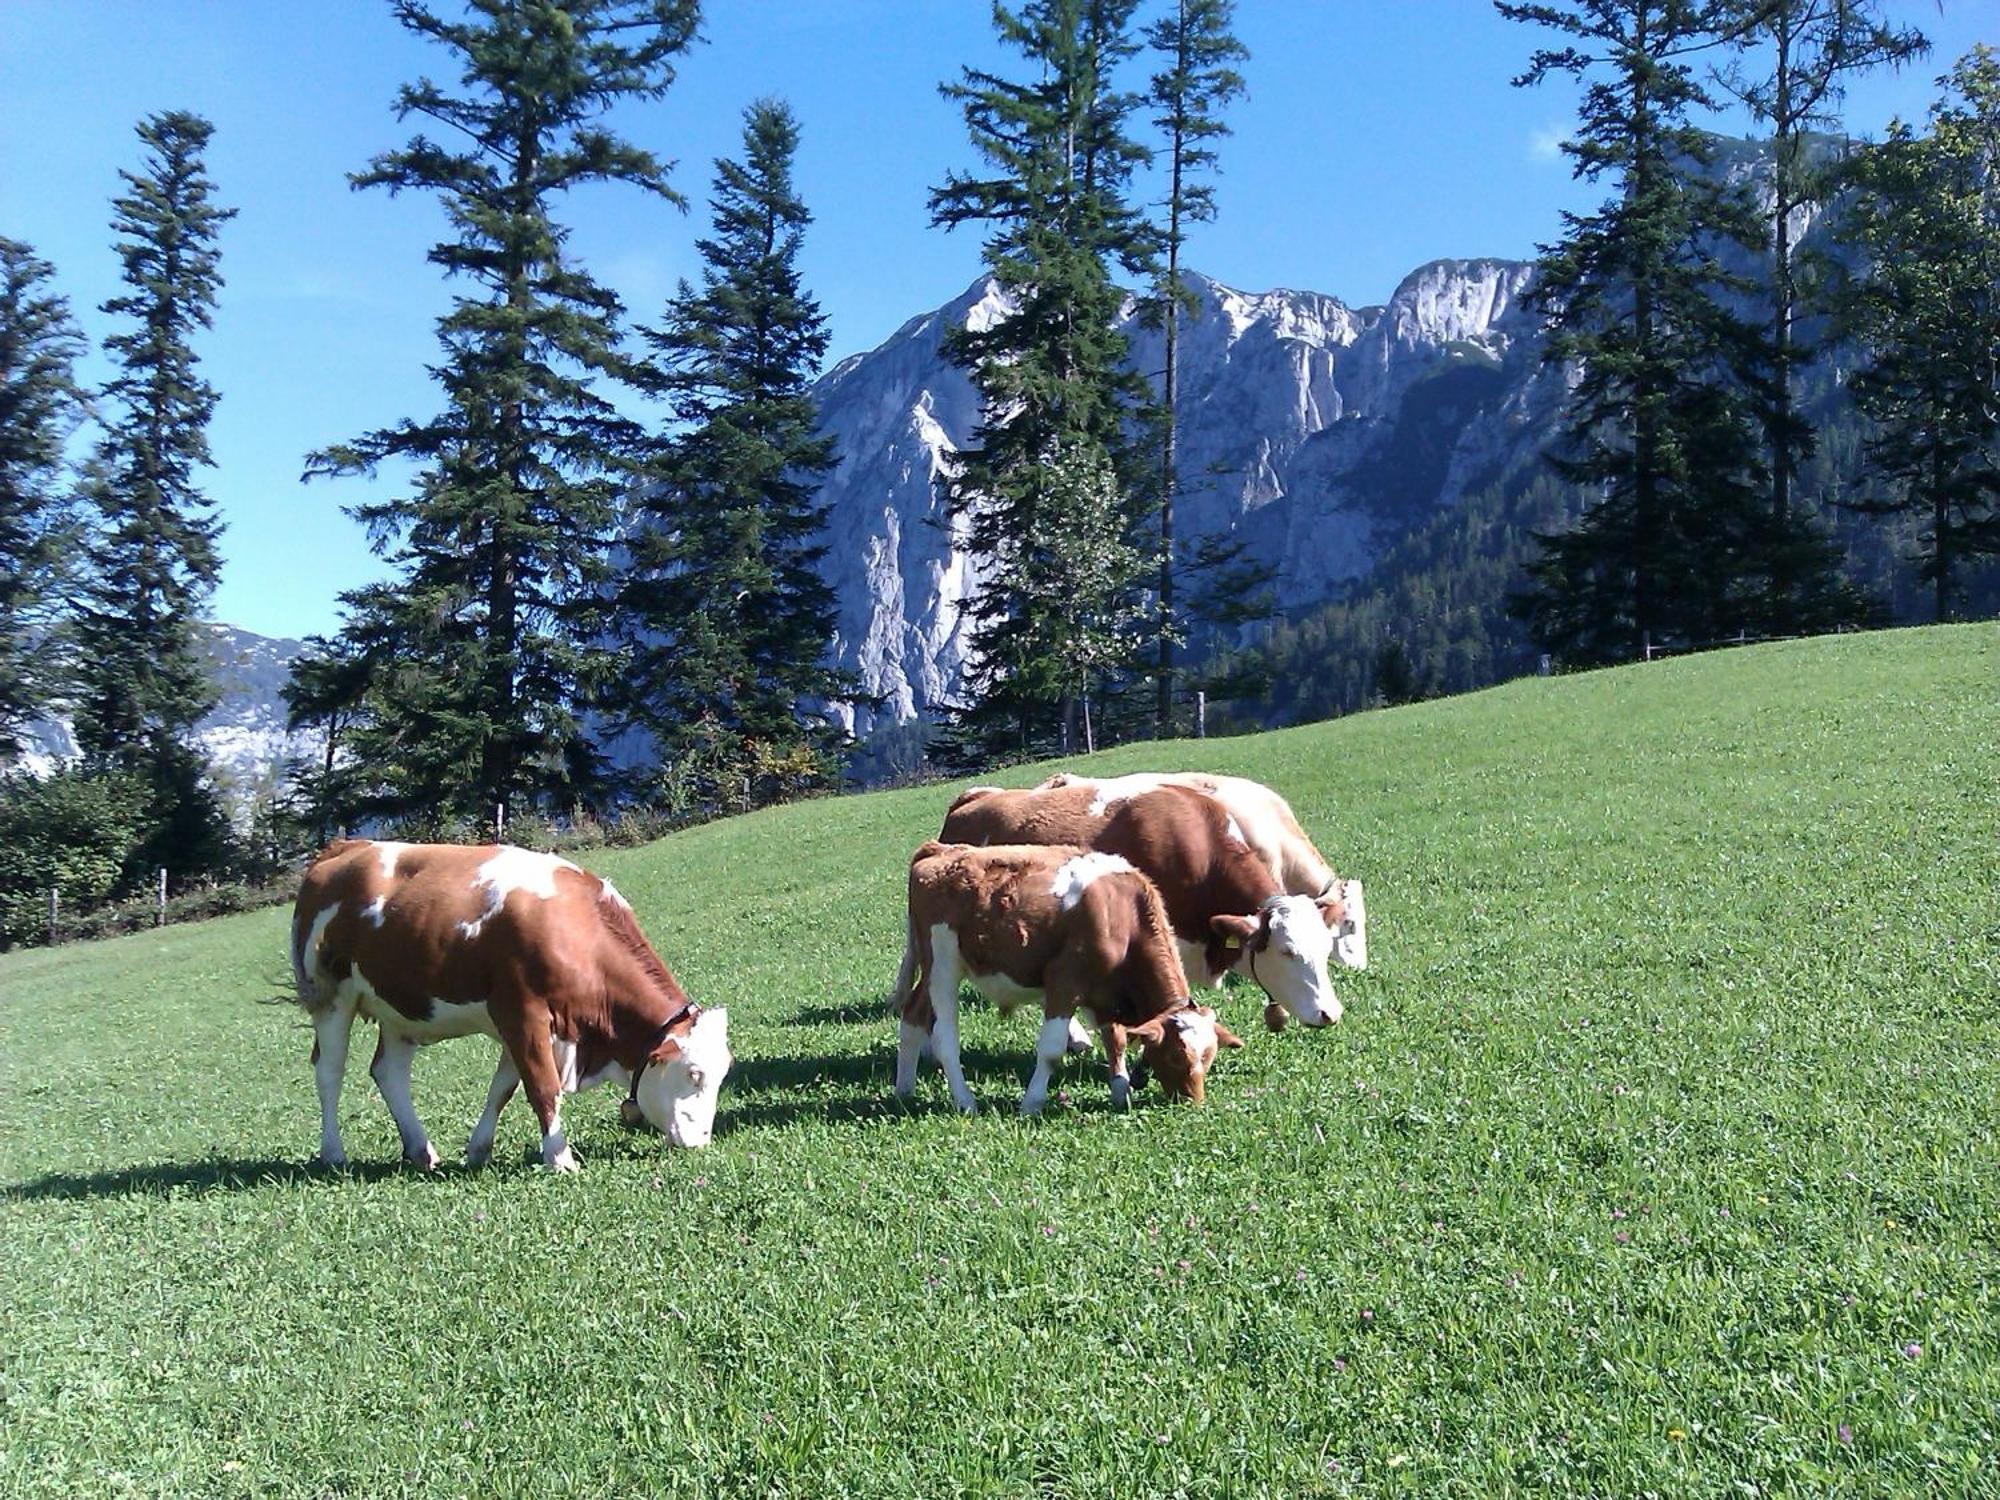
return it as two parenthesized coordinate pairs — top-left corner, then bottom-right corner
(2, 624), (1994, 1496)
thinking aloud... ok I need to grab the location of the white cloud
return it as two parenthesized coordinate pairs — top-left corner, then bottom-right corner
(1529, 124), (1569, 163)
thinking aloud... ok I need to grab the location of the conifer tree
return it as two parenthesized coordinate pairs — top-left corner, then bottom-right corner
(1833, 47), (2000, 621)
(1500, 0), (1856, 663)
(0, 238), (86, 761)
(1143, 0), (1245, 737)
(69, 112), (239, 880)
(304, 0), (699, 829)
(932, 0), (1157, 757)
(620, 99), (851, 808)
(1719, 0), (1925, 539)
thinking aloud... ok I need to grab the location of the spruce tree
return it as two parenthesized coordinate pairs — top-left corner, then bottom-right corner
(304, 0), (699, 830)
(1719, 1), (1926, 540)
(620, 99), (851, 809)
(1143, 0), (1246, 738)
(932, 0), (1157, 757)
(69, 112), (239, 881)
(0, 238), (86, 761)
(1500, 0), (1839, 664)
(1832, 47), (2000, 621)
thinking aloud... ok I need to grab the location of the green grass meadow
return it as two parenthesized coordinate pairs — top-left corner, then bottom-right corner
(2, 626), (1995, 1496)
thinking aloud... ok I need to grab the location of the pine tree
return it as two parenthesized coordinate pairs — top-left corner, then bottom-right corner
(620, 99), (852, 809)
(68, 112), (239, 881)
(304, 0), (699, 829)
(1500, 0), (1839, 664)
(0, 238), (87, 761)
(1719, 0), (1925, 614)
(1143, 0), (1246, 738)
(932, 0), (1157, 758)
(1832, 47), (2000, 621)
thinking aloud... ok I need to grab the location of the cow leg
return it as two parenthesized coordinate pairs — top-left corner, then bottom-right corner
(370, 1031), (439, 1170)
(497, 1007), (579, 1172)
(925, 925), (978, 1114)
(1065, 1016), (1093, 1054)
(1020, 1013), (1076, 1116)
(464, 1049), (520, 1168)
(311, 1008), (354, 1166)
(1103, 1023), (1133, 1111)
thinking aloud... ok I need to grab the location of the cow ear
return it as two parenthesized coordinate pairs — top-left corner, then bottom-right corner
(648, 1036), (683, 1068)
(1210, 912), (1259, 944)
(1208, 1012), (1246, 1049)
(1125, 1015), (1171, 1045)
(1315, 896), (1345, 930)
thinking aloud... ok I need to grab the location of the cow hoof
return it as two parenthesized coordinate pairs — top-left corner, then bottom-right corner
(1110, 1079), (1132, 1111)
(547, 1151), (582, 1174)
(315, 1152), (348, 1170)
(404, 1144), (441, 1171)
(464, 1145), (492, 1169)
(1263, 1002), (1289, 1033)
(952, 1097), (981, 1117)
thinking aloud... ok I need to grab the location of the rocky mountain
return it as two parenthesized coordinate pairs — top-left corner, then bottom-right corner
(19, 625), (319, 805)
(812, 256), (1565, 740)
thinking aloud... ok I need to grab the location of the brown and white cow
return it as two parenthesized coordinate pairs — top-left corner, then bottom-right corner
(940, 783), (1350, 1028)
(290, 839), (731, 1171)
(1037, 770), (1368, 970)
(895, 840), (1242, 1114)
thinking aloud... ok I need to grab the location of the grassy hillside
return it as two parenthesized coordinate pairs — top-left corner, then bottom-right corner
(2, 626), (1994, 1497)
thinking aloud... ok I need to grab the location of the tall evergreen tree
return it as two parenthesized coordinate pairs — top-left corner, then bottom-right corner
(304, 0), (699, 830)
(1143, 0), (1246, 738)
(1832, 47), (2000, 621)
(0, 238), (86, 761)
(68, 112), (239, 881)
(620, 99), (851, 808)
(1719, 1), (1926, 540)
(931, 0), (1157, 757)
(1500, 0), (1855, 663)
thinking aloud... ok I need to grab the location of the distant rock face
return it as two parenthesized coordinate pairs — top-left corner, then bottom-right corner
(18, 625), (319, 804)
(811, 259), (1559, 737)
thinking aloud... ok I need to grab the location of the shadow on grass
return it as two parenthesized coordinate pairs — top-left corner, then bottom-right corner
(786, 995), (897, 1027)
(2, 1154), (446, 1202)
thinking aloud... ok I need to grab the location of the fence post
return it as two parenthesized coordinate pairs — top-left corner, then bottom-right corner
(1643, 631), (1653, 662)
(156, 866), (168, 928)
(495, 803), (506, 842)
(1195, 690), (1207, 740)
(48, 887), (58, 946)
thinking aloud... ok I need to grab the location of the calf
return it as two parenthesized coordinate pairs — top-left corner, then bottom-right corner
(1037, 770), (1367, 970)
(895, 841), (1241, 1113)
(941, 782), (1350, 1027)
(291, 839), (731, 1171)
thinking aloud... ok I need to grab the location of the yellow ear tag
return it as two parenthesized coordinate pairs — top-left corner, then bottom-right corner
(1225, 935), (1242, 949)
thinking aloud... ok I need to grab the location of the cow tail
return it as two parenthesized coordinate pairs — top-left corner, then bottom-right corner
(891, 903), (920, 1018)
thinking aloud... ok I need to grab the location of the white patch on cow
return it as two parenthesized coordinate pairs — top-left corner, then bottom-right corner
(295, 903), (340, 997)
(1178, 935), (1225, 989)
(551, 1036), (580, 1093)
(1173, 1008), (1219, 1058)
(923, 925), (978, 1114)
(335, 968), (498, 1045)
(1225, 814), (1248, 848)
(457, 846), (582, 940)
(1083, 772), (1166, 817)
(374, 841), (410, 879)
(360, 895), (387, 928)
(599, 879), (631, 911)
(969, 968), (1043, 1013)
(634, 1008), (733, 1148)
(1020, 1014), (1075, 1114)
(541, 1108), (578, 1172)
(1050, 851), (1135, 911)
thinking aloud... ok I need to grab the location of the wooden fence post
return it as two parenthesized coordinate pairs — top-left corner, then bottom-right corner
(156, 867), (167, 928)
(1196, 690), (1207, 739)
(48, 887), (58, 946)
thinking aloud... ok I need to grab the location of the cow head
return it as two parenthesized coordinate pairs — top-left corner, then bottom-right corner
(633, 1008), (732, 1147)
(1212, 894), (1345, 1027)
(1126, 1005), (1244, 1104)
(1332, 877), (1367, 971)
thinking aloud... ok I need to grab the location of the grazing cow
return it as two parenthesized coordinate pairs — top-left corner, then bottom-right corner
(895, 841), (1242, 1113)
(940, 783), (1350, 1027)
(290, 839), (731, 1171)
(1037, 770), (1367, 970)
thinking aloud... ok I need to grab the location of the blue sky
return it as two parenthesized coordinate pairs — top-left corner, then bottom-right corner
(2, 1), (1984, 642)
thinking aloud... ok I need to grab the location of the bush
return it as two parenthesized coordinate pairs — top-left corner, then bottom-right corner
(0, 769), (150, 949)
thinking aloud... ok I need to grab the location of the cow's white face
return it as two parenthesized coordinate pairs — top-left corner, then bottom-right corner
(635, 1008), (732, 1148)
(1334, 878), (1368, 971)
(1242, 895), (1343, 1027)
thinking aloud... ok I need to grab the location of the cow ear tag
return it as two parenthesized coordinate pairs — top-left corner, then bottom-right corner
(1225, 935), (1242, 949)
